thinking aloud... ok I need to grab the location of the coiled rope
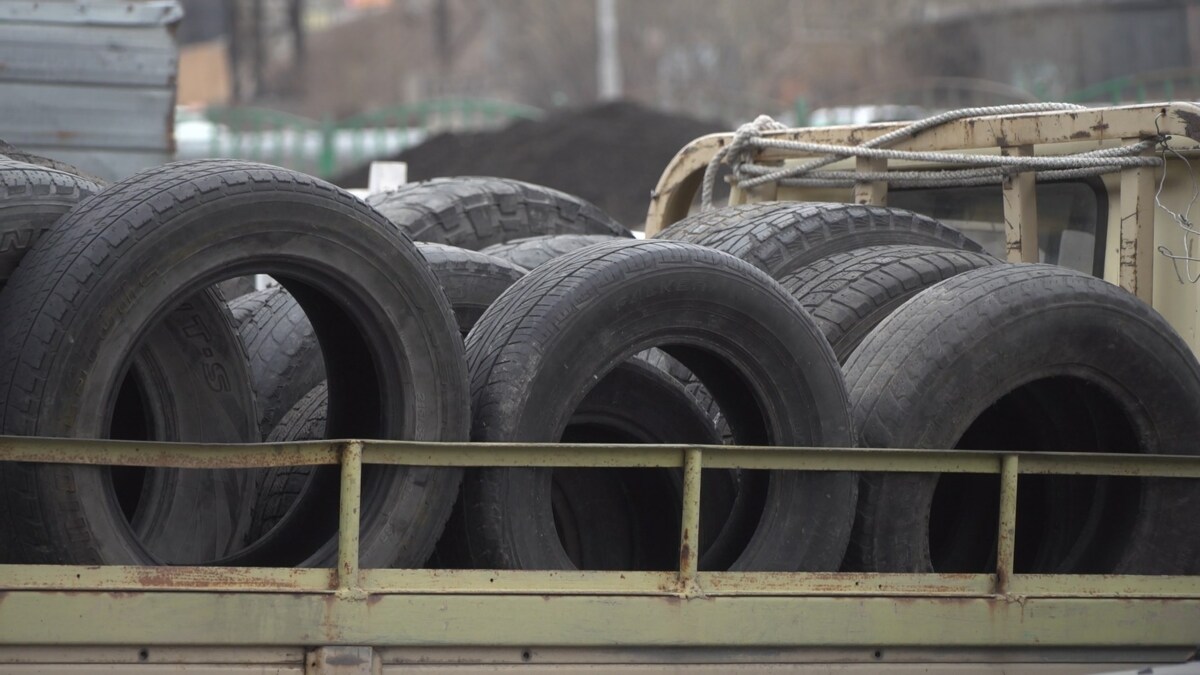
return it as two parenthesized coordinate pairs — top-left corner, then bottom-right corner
(700, 103), (1166, 211)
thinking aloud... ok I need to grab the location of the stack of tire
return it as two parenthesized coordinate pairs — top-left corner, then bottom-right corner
(0, 152), (1196, 575)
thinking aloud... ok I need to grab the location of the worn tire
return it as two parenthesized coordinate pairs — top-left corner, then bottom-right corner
(844, 264), (1200, 574)
(0, 159), (103, 281)
(416, 242), (527, 335)
(655, 202), (984, 278)
(0, 140), (109, 185)
(231, 285), (324, 438)
(3, 288), (262, 565)
(232, 242), (526, 444)
(0, 159), (469, 567)
(245, 381), (330, 543)
(228, 287), (275, 327)
(781, 245), (1002, 362)
(240, 244), (730, 569)
(462, 239), (857, 571)
(365, 177), (632, 250)
(241, 244), (527, 541)
(480, 234), (622, 270)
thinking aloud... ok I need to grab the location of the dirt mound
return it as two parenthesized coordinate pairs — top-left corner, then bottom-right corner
(335, 101), (727, 229)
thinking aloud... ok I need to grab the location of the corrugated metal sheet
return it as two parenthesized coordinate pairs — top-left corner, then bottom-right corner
(0, 1), (182, 181)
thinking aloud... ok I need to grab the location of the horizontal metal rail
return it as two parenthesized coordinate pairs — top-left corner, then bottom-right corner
(1, 435), (1198, 650)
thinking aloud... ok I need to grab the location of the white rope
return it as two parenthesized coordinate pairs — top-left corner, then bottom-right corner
(698, 103), (1163, 211)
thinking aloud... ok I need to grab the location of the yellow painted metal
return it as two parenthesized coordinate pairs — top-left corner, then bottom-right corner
(1119, 141), (1158, 302)
(337, 441), (364, 596)
(646, 103), (1200, 236)
(0, 435), (338, 468)
(854, 155), (889, 205)
(1, 591), (1197, 648)
(361, 442), (684, 468)
(4, 564), (1197, 600)
(9, 436), (1200, 478)
(995, 455), (1019, 595)
(677, 448), (702, 593)
(1, 435), (1198, 653)
(1001, 145), (1039, 263)
(0, 564), (337, 592)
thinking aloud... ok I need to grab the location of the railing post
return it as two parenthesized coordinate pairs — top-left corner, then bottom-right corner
(995, 454), (1019, 596)
(337, 440), (364, 597)
(678, 448), (703, 595)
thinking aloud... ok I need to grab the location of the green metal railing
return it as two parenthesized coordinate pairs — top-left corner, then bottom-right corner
(0, 435), (1198, 650)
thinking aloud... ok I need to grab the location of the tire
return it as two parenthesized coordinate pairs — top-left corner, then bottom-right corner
(0, 159), (103, 281)
(245, 381), (329, 543)
(241, 244), (526, 546)
(228, 287), (275, 328)
(110, 290), (261, 564)
(780, 245), (1002, 362)
(549, 357), (726, 571)
(232, 285), (324, 438)
(233, 243), (526, 442)
(461, 239), (857, 571)
(0, 159), (469, 567)
(365, 177), (632, 250)
(480, 234), (622, 270)
(655, 202), (984, 278)
(240, 244), (731, 570)
(416, 242), (527, 335)
(844, 264), (1200, 574)
(0, 140), (109, 185)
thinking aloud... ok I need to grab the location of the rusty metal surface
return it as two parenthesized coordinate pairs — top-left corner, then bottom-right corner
(644, 102), (1200, 236)
(5, 564), (1196, 601)
(0, 435), (1198, 656)
(0, 564), (336, 593)
(0, 1), (182, 181)
(0, 591), (1197, 649)
(2, 645), (1194, 672)
(7, 436), (1199, 477)
(0, 435), (339, 468)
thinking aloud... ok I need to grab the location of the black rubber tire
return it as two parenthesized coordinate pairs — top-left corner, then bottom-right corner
(437, 355), (731, 571)
(0, 140), (109, 185)
(461, 239), (858, 571)
(416, 242), (527, 335)
(246, 381), (330, 543)
(239, 244), (731, 570)
(240, 244), (527, 541)
(232, 285), (324, 438)
(844, 264), (1200, 574)
(365, 177), (632, 250)
(44, 288), (261, 565)
(231, 243), (526, 442)
(655, 202), (985, 278)
(0, 159), (469, 567)
(480, 234), (623, 270)
(0, 159), (103, 281)
(780, 245), (1002, 362)
(548, 356), (726, 570)
(228, 287), (275, 327)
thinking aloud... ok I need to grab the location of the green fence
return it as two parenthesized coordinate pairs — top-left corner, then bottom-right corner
(1061, 68), (1200, 105)
(183, 98), (543, 181)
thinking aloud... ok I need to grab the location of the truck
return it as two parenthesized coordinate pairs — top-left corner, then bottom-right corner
(1, 100), (1199, 673)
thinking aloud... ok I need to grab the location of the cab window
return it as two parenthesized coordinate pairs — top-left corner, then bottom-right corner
(889, 180), (1107, 277)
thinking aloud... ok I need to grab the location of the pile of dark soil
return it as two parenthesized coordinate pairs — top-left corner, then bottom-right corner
(335, 101), (727, 228)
